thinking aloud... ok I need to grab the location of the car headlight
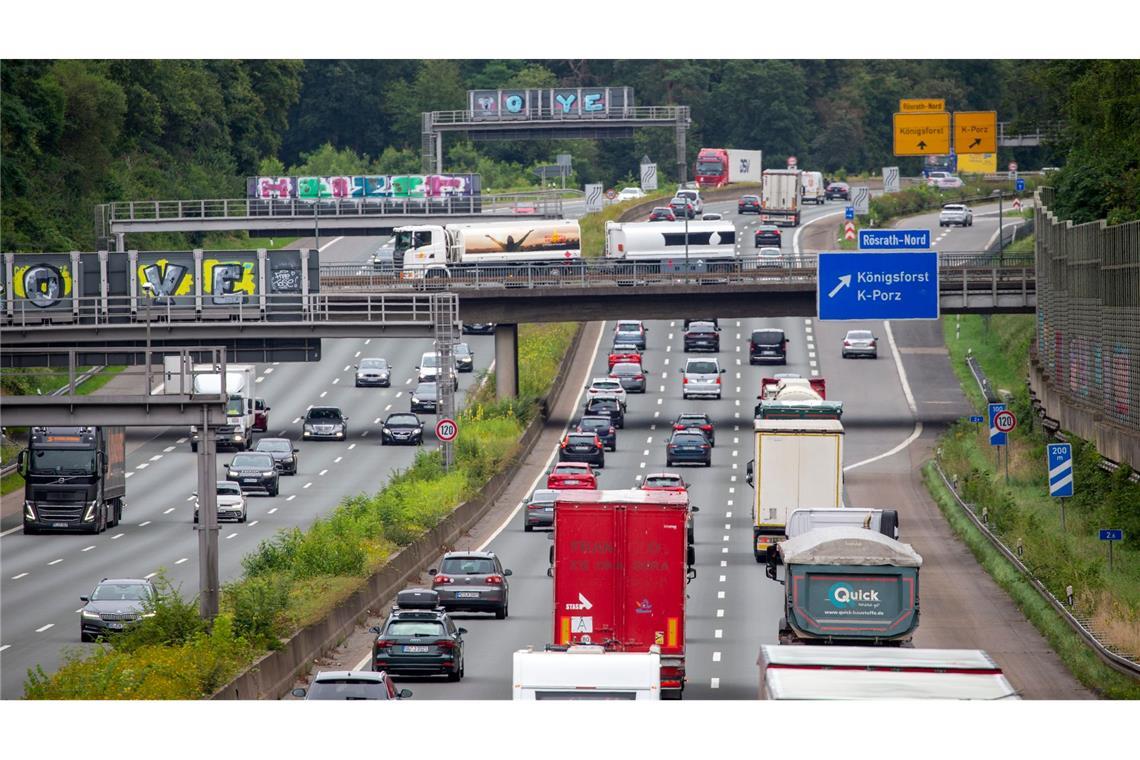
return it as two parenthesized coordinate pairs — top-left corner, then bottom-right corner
(262, 470), (276, 477)
(227, 469), (236, 477)
(303, 424), (313, 431)
(24, 501), (37, 520)
(411, 396), (419, 403)
(382, 427), (391, 434)
(83, 502), (96, 522)
(234, 433), (244, 441)
(414, 427), (422, 433)
(82, 609), (101, 620)
(141, 612), (157, 619)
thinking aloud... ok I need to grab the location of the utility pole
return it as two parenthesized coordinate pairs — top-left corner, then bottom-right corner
(141, 282), (155, 394)
(196, 379), (220, 620)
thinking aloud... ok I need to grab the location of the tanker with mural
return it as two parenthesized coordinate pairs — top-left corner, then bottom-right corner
(391, 220), (582, 279)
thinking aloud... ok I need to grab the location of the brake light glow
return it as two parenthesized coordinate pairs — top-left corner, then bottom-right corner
(374, 639), (395, 648)
(485, 575), (503, 584)
(433, 574), (453, 584)
(435, 639), (455, 650)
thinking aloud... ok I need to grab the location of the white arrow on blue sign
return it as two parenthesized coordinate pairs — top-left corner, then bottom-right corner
(1016, 178), (1026, 192)
(845, 206), (855, 220)
(858, 229), (931, 250)
(1099, 529), (1123, 541)
(1047, 443), (1074, 497)
(988, 403), (1007, 446)
(817, 252), (940, 321)
(969, 415), (985, 423)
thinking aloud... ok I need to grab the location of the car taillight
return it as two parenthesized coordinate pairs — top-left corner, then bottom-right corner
(683, 377), (688, 384)
(527, 502), (542, 510)
(716, 376), (722, 384)
(702, 424), (712, 431)
(843, 340), (851, 347)
(434, 574), (453, 584)
(485, 574), (503, 584)
(674, 424), (685, 430)
(560, 440), (568, 448)
(374, 639), (395, 649)
(436, 639), (456, 650)
(870, 339), (877, 346)
(608, 427), (615, 435)
(634, 374), (644, 381)
(596, 441), (604, 449)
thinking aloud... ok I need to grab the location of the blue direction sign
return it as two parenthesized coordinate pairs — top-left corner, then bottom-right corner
(858, 229), (931, 250)
(1099, 529), (1123, 541)
(988, 403), (1007, 446)
(817, 252), (939, 321)
(1015, 178), (1026, 192)
(969, 415), (985, 424)
(845, 206), (855, 220)
(1047, 443), (1074, 497)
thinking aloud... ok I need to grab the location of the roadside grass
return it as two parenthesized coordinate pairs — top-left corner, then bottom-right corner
(581, 190), (674, 257)
(199, 235), (299, 251)
(923, 462), (1140, 699)
(24, 319), (579, 699)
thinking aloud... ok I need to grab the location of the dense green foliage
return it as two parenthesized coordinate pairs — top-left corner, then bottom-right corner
(5, 59), (1137, 251)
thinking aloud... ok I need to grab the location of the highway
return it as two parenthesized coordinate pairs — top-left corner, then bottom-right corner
(297, 193), (1086, 699)
(0, 234), (497, 699)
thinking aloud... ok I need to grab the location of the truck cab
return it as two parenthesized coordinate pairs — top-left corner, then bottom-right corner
(392, 225), (447, 278)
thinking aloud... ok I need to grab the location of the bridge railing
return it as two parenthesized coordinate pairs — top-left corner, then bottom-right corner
(429, 105), (690, 126)
(319, 252), (1036, 292)
(101, 192), (566, 224)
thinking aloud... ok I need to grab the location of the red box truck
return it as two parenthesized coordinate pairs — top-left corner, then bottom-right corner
(551, 489), (696, 697)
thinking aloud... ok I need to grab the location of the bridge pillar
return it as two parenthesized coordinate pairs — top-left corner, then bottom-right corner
(115, 233), (126, 253)
(495, 323), (519, 400)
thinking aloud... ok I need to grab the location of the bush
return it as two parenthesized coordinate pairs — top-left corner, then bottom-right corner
(224, 574), (291, 648)
(112, 573), (206, 652)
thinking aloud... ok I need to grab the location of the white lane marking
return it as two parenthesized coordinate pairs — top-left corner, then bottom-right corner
(384, 404), (392, 412)
(317, 235), (344, 252)
(12, 573), (29, 580)
(396, 392), (403, 398)
(724, 523), (731, 529)
(285, 495), (295, 503)
(365, 339), (371, 345)
(82, 545), (95, 552)
(668, 333), (674, 340)
(125, 472), (134, 479)
(666, 345), (671, 352)
(144, 572), (157, 579)
(654, 411), (660, 418)
(269, 507), (279, 514)
(650, 424), (657, 431)
(249, 520), (259, 527)
(0, 526), (23, 537)
(728, 487), (734, 493)
(49, 558), (65, 566)
(720, 560), (727, 567)
(303, 482), (312, 489)
(135, 463), (149, 470)
(319, 391), (327, 398)
(111, 533), (124, 540)
(362, 431), (369, 437)
(809, 360), (817, 367)
(811, 369), (820, 376)
(332, 378), (340, 385)
(642, 450), (649, 457)
(646, 437), (653, 444)
(278, 430), (287, 437)
(163, 446), (176, 453)
(717, 590), (726, 599)
(138, 521), (151, 527)
(805, 327), (813, 334)
(711, 677), (720, 689)
(374, 418), (381, 424)
(175, 558), (188, 565)
(657, 398), (662, 405)
(186, 496), (195, 502)
(354, 352), (361, 358)
(659, 385), (665, 392)
(334, 456), (343, 463)
(255, 376), (265, 384)
(319, 469), (328, 476)
(639, 462), (646, 469)
(727, 500), (733, 507)
(719, 575), (727, 582)
(166, 507), (177, 514)
(226, 532), (238, 540)
(177, 437), (188, 444)
(343, 365), (351, 372)
(716, 609), (724, 618)
(714, 629), (723, 639)
(723, 535), (730, 542)
(293, 417), (301, 424)
(348, 444), (357, 450)
(736, 372), (741, 380)
(808, 351), (816, 359)
(845, 321), (924, 472)
(35, 624), (54, 633)
(405, 378), (412, 385)
(664, 358), (669, 366)
(726, 511), (732, 518)
(265, 367), (275, 374)
(713, 652), (722, 662)
(722, 547), (728, 553)
(0, 645), (9, 652)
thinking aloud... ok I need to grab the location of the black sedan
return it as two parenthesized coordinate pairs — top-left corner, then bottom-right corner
(576, 415), (617, 452)
(254, 437), (298, 475)
(382, 413), (424, 445)
(454, 342), (475, 373)
(226, 452), (280, 496)
(559, 432), (606, 468)
(754, 225), (782, 247)
(410, 382), (438, 413)
(738, 194), (761, 214)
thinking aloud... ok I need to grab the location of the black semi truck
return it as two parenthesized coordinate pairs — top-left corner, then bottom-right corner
(19, 427), (126, 534)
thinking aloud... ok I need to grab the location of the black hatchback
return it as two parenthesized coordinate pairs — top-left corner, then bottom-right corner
(576, 416), (617, 452)
(370, 592), (466, 681)
(560, 432), (605, 468)
(382, 413), (424, 445)
(584, 396), (625, 429)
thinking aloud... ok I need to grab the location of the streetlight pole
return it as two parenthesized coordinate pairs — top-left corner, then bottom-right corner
(141, 281), (155, 394)
(684, 206), (690, 280)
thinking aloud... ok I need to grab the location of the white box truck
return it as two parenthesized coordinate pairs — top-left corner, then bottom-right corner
(760, 169), (802, 226)
(392, 220), (581, 279)
(799, 171), (825, 205)
(728, 149), (764, 183)
(746, 417), (844, 561)
(163, 357), (257, 451)
(512, 645), (661, 700)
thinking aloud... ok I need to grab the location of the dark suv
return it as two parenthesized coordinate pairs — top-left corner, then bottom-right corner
(749, 328), (788, 364)
(683, 320), (720, 352)
(584, 396), (625, 429)
(576, 416), (617, 452)
(560, 432), (606, 468)
(370, 590), (466, 680)
(226, 451), (280, 496)
(430, 552), (512, 618)
(80, 577), (158, 642)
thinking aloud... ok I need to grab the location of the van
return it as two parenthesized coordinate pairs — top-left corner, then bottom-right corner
(800, 171), (825, 204)
(749, 328), (788, 364)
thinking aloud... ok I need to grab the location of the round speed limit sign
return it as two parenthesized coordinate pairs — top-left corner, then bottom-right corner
(994, 410), (1017, 433)
(435, 418), (459, 442)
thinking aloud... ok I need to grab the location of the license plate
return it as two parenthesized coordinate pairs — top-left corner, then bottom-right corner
(456, 591), (480, 599)
(543, 507), (553, 512)
(563, 479), (579, 485)
(243, 478), (258, 483)
(108, 623), (123, 630)
(53, 522), (68, 528)
(403, 645), (430, 653)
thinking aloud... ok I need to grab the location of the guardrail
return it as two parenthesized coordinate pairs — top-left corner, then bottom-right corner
(933, 459), (1140, 680)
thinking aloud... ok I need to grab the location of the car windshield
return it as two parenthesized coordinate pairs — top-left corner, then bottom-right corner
(256, 439), (291, 452)
(414, 383), (437, 396)
(386, 621), (446, 637)
(307, 408), (343, 421)
(687, 322), (715, 332)
(306, 680), (390, 700)
(742, 195), (759, 201)
(673, 433), (707, 445)
(612, 363), (641, 376)
(455, 344), (471, 356)
(91, 583), (151, 602)
(678, 415), (708, 424)
(421, 354), (438, 368)
(848, 330), (874, 340)
(943, 205), (966, 211)
(387, 414), (420, 426)
(28, 448), (95, 474)
(232, 454), (273, 468)
(686, 361), (718, 374)
(529, 491), (558, 505)
(589, 399), (618, 410)
(579, 418), (609, 431)
(359, 359), (387, 369)
(440, 557), (496, 574)
(568, 434), (597, 445)
(217, 482), (242, 496)
(696, 160), (723, 174)
(645, 476), (683, 488)
(592, 380), (621, 389)
(752, 330), (784, 345)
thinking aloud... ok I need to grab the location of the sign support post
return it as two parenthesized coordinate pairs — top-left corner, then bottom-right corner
(1048, 443), (1074, 531)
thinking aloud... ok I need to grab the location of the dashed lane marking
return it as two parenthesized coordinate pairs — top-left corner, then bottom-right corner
(713, 652), (722, 662)
(385, 404), (392, 412)
(396, 392), (403, 398)
(293, 417), (301, 424)
(226, 532), (238, 540)
(249, 520), (259, 527)
(722, 547), (728, 554)
(374, 418), (381, 424)
(165, 507), (176, 514)
(714, 629), (723, 639)
(717, 591), (726, 599)
(319, 469), (328, 476)
(642, 450), (649, 456)
(726, 511), (732, 517)
(175, 558), (188, 565)
(125, 472), (133, 479)
(177, 437), (188, 444)
(135, 463), (149, 470)
(163, 446), (176, 453)
(332, 378), (340, 385)
(111, 533), (124, 540)
(35, 624), (54, 633)
(285, 496), (294, 503)
(723, 535), (730, 542)
(720, 560), (727, 567)
(303, 482), (312, 489)
(334, 456), (343, 463)
(354, 352), (361, 358)
(719, 575), (726, 582)
(0, 645), (10, 653)
(319, 391), (328, 398)
(343, 365), (351, 372)
(362, 431), (370, 437)
(269, 508), (279, 514)
(144, 572), (157, 579)
(646, 437), (653, 444)
(265, 367), (275, 373)
(716, 609), (724, 618)
(82, 545), (95, 552)
(138, 521), (151, 527)
(12, 573), (29, 580)
(711, 678), (720, 689)
(348, 444), (356, 450)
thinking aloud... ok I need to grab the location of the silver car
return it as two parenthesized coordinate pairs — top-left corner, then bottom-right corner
(523, 488), (559, 531)
(610, 361), (647, 393)
(939, 203), (973, 227)
(355, 357), (391, 387)
(682, 358), (725, 399)
(429, 552), (512, 618)
(842, 329), (878, 359)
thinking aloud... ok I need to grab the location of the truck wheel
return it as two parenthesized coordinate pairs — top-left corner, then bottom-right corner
(880, 510), (900, 540)
(688, 524), (695, 544)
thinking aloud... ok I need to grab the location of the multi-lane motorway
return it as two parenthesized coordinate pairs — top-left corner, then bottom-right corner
(0, 235), (498, 698)
(3, 192), (1084, 700)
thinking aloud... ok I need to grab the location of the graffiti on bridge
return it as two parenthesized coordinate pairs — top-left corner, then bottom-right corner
(248, 174), (479, 201)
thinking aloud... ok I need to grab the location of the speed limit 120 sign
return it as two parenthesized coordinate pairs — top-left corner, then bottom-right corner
(435, 418), (458, 442)
(994, 410), (1017, 433)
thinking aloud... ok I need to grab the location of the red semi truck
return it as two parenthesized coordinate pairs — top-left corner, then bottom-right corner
(551, 489), (696, 697)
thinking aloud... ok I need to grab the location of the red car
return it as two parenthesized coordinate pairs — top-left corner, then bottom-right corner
(640, 472), (689, 492)
(608, 344), (643, 370)
(253, 398), (271, 433)
(546, 462), (599, 490)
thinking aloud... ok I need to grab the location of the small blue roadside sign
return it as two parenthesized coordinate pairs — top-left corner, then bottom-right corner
(845, 206), (855, 220)
(817, 252), (939, 321)
(969, 415), (985, 424)
(1015, 178), (1026, 192)
(858, 229), (931, 250)
(1099, 529), (1123, 542)
(988, 403), (1007, 446)
(1047, 443), (1074, 497)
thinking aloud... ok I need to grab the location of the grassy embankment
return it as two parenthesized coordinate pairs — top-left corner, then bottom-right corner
(930, 296), (1140, 697)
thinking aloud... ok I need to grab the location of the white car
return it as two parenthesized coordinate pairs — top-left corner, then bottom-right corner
(194, 480), (247, 523)
(586, 378), (628, 409)
(617, 187), (647, 202)
(939, 204), (973, 227)
(926, 172), (964, 189)
(681, 358), (725, 400)
(675, 188), (704, 215)
(757, 246), (786, 268)
(416, 351), (458, 391)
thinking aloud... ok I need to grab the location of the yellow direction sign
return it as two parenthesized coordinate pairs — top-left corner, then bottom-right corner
(954, 111), (997, 154)
(899, 99), (946, 113)
(893, 112), (951, 156)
